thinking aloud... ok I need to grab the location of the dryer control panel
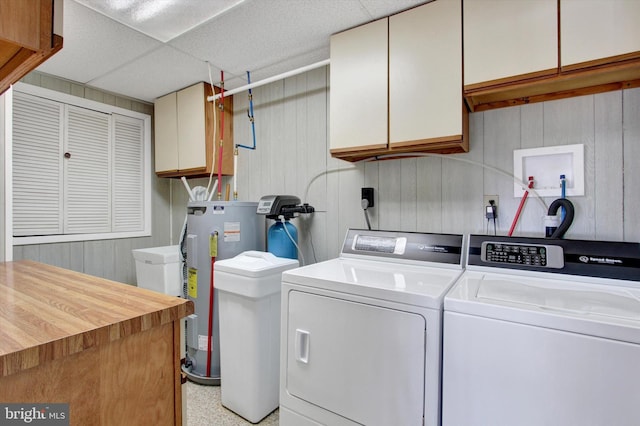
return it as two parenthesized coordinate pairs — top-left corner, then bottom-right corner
(482, 242), (564, 269)
(341, 229), (464, 265)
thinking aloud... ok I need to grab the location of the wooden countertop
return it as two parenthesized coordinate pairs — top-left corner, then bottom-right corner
(0, 260), (194, 378)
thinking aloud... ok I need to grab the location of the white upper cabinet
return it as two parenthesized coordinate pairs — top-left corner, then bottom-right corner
(463, 0), (558, 87)
(176, 83), (207, 171)
(154, 91), (179, 173)
(390, 0), (462, 145)
(561, 0), (640, 69)
(329, 18), (388, 152)
(330, 0), (467, 161)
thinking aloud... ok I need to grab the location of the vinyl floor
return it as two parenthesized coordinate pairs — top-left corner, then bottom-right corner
(186, 381), (279, 425)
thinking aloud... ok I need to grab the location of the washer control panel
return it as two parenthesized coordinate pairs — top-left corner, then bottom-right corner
(481, 242), (564, 269)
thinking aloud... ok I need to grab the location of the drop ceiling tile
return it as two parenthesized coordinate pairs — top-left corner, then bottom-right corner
(359, 0), (431, 18)
(35, 0), (431, 102)
(169, 0), (372, 76)
(87, 45), (231, 102)
(73, 0), (247, 42)
(37, 0), (162, 84)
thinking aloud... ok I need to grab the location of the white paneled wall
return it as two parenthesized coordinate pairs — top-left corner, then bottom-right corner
(182, 65), (639, 263)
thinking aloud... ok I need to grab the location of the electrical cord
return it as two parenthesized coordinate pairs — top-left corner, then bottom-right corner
(485, 199), (497, 235)
(361, 199), (372, 230)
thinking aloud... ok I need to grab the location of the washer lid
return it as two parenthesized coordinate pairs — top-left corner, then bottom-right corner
(445, 271), (640, 344)
(282, 257), (463, 308)
(476, 278), (640, 321)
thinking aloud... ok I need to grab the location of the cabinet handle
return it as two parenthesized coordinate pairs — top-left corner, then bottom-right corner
(64, 152), (71, 159)
(295, 329), (310, 364)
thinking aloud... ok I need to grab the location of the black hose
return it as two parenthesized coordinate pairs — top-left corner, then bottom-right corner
(546, 198), (575, 239)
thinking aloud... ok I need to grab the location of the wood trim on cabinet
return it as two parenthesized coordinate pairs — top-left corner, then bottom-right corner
(560, 51), (640, 73)
(463, 68), (559, 93)
(0, 33), (62, 95)
(331, 103), (468, 163)
(465, 57), (640, 112)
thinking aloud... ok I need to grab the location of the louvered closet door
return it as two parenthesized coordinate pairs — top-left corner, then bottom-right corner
(112, 114), (144, 232)
(64, 105), (111, 234)
(12, 92), (64, 237)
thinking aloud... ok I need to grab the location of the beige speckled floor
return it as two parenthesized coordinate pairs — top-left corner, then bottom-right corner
(186, 381), (279, 425)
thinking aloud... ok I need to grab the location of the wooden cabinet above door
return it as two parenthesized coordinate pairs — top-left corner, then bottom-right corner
(0, 0), (63, 95)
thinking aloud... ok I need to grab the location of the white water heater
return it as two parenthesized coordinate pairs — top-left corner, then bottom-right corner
(183, 201), (265, 385)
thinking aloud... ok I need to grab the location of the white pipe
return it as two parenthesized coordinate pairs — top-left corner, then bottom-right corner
(233, 151), (238, 200)
(207, 59), (330, 102)
(181, 176), (195, 201)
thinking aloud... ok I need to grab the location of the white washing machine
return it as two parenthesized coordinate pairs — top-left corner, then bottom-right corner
(279, 229), (465, 426)
(443, 234), (640, 426)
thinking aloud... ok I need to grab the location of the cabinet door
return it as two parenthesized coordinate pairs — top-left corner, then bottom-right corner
(329, 18), (388, 153)
(64, 106), (111, 234)
(154, 92), (178, 173)
(177, 82), (207, 171)
(464, 0), (557, 87)
(390, 0), (462, 145)
(561, 0), (640, 70)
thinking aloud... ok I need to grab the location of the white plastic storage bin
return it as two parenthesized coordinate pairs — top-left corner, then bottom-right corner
(215, 251), (299, 423)
(132, 245), (182, 296)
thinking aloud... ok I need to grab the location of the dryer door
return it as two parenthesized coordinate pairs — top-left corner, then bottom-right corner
(285, 290), (426, 425)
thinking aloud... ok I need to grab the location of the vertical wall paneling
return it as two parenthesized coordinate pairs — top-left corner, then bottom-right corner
(416, 156), (443, 233)
(303, 67), (330, 262)
(441, 113), (484, 235)
(400, 158), (418, 232)
(520, 103), (544, 149)
(484, 107), (523, 235)
(543, 96), (596, 238)
(594, 91), (623, 241)
(378, 159), (402, 231)
(69, 242), (84, 272)
(39, 243), (71, 269)
(517, 103), (547, 235)
(623, 88), (640, 242)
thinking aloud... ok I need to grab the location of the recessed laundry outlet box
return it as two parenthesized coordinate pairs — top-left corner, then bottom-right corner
(132, 245), (182, 296)
(215, 251), (299, 423)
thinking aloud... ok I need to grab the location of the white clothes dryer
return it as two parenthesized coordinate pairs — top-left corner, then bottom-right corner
(279, 229), (465, 426)
(443, 234), (640, 426)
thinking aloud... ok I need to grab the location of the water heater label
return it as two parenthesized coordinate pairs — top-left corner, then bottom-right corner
(188, 268), (198, 298)
(198, 335), (211, 351)
(224, 222), (241, 242)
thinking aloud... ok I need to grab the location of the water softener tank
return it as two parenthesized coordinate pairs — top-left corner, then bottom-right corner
(184, 201), (265, 385)
(268, 220), (298, 260)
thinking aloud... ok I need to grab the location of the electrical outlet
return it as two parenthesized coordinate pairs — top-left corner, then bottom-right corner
(483, 195), (498, 217)
(362, 187), (374, 208)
